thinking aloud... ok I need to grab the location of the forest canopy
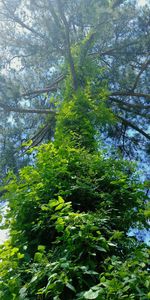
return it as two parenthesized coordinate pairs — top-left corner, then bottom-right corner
(0, 0), (150, 176)
(0, 0), (150, 299)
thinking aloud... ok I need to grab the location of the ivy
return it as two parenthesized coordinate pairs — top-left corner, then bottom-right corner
(0, 13), (149, 299)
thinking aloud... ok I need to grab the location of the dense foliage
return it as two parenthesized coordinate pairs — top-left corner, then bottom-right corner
(0, 0), (150, 299)
(0, 141), (150, 299)
(1, 71), (150, 299)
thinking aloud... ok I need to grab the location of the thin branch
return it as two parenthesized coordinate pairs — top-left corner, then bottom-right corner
(0, 103), (56, 115)
(3, 54), (34, 68)
(109, 97), (150, 110)
(132, 59), (150, 91)
(88, 40), (142, 57)
(48, 0), (62, 29)
(21, 87), (57, 97)
(30, 123), (50, 144)
(114, 105), (150, 119)
(112, 0), (124, 9)
(23, 123), (51, 151)
(21, 74), (65, 98)
(111, 91), (150, 99)
(1, 0), (46, 39)
(117, 115), (150, 140)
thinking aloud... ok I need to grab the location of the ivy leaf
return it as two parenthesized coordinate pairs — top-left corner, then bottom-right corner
(34, 252), (43, 262)
(66, 283), (76, 292)
(19, 287), (28, 299)
(38, 245), (45, 252)
(95, 246), (107, 252)
(84, 289), (99, 299)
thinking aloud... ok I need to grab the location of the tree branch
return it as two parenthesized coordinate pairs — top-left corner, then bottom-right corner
(115, 105), (150, 119)
(111, 91), (150, 99)
(21, 74), (65, 98)
(30, 123), (50, 144)
(1, 0), (46, 39)
(28, 123), (51, 148)
(88, 40), (143, 57)
(109, 97), (150, 110)
(0, 103), (56, 115)
(132, 59), (150, 91)
(117, 115), (150, 140)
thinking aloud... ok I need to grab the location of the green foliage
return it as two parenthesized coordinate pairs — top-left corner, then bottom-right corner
(83, 247), (150, 300)
(1, 52), (149, 298)
(0, 2), (149, 298)
(0, 241), (24, 299)
(0, 197), (149, 299)
(0, 139), (149, 299)
(3, 143), (147, 246)
(55, 88), (113, 151)
(55, 48), (114, 151)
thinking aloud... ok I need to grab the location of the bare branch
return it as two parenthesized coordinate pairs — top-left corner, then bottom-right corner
(29, 123), (51, 148)
(117, 115), (150, 140)
(0, 102), (56, 115)
(111, 91), (150, 99)
(21, 74), (65, 98)
(30, 123), (50, 144)
(21, 87), (56, 98)
(132, 59), (150, 91)
(89, 40), (143, 57)
(115, 105), (150, 119)
(1, 0), (46, 39)
(109, 97), (150, 110)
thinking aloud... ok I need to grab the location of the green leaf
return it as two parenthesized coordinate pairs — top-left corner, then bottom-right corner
(34, 252), (43, 262)
(30, 275), (38, 283)
(19, 287), (28, 299)
(95, 246), (107, 252)
(55, 203), (64, 211)
(58, 196), (64, 204)
(84, 289), (99, 299)
(66, 283), (76, 292)
(38, 245), (45, 252)
(17, 252), (24, 259)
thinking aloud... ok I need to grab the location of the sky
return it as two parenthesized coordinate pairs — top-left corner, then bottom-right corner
(137, 0), (150, 5)
(0, 230), (8, 244)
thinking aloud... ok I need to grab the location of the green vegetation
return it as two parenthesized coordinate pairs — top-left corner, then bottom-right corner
(1, 68), (150, 299)
(0, 144), (149, 298)
(0, 0), (149, 299)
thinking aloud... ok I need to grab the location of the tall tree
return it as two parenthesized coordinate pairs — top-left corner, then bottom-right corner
(0, 35), (149, 300)
(0, 1), (149, 298)
(0, 0), (150, 177)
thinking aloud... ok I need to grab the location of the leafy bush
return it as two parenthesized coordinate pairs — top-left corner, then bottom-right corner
(0, 142), (149, 299)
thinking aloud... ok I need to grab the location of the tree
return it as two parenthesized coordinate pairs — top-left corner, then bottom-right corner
(0, 80), (149, 298)
(0, 4), (150, 295)
(0, 0), (150, 178)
